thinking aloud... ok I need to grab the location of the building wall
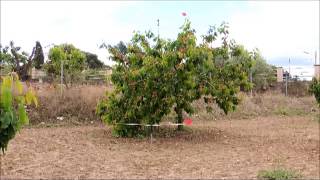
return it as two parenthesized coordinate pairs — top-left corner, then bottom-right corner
(31, 67), (46, 80)
(276, 67), (284, 82)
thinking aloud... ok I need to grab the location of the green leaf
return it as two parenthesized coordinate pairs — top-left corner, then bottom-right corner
(15, 80), (23, 94)
(0, 112), (12, 129)
(18, 104), (29, 125)
(0, 74), (37, 153)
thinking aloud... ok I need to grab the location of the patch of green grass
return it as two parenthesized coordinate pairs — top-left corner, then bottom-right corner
(273, 107), (289, 116)
(273, 107), (309, 117)
(314, 113), (320, 123)
(257, 168), (302, 180)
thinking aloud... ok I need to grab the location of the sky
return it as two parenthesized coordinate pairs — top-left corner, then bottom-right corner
(1, 1), (319, 78)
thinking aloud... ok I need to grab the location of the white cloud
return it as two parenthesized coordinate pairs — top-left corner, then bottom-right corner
(0, 1), (134, 65)
(1, 1), (319, 69)
(228, 1), (319, 62)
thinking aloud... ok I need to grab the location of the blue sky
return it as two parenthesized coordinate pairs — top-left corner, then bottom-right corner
(1, 1), (319, 77)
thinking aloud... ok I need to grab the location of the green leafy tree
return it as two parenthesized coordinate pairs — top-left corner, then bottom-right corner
(83, 51), (104, 69)
(0, 44), (12, 65)
(0, 41), (31, 81)
(0, 73), (38, 153)
(0, 41), (44, 81)
(309, 77), (320, 105)
(45, 44), (86, 85)
(0, 44), (13, 75)
(251, 49), (276, 91)
(32, 41), (44, 69)
(114, 41), (128, 55)
(97, 19), (252, 136)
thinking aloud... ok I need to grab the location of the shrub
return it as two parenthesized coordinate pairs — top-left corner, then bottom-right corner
(251, 49), (276, 91)
(257, 168), (301, 180)
(309, 77), (320, 105)
(0, 73), (37, 153)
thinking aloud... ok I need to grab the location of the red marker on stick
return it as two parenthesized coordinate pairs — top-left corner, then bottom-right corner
(183, 118), (192, 125)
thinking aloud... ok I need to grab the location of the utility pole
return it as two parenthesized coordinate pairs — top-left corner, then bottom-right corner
(60, 60), (63, 96)
(285, 71), (288, 96)
(286, 58), (290, 96)
(303, 50), (317, 65)
(303, 50), (317, 79)
(157, 19), (160, 41)
(289, 58), (291, 76)
(250, 69), (253, 97)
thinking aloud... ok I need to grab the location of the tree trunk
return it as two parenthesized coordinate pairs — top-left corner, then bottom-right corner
(175, 107), (183, 131)
(63, 77), (69, 89)
(15, 46), (35, 81)
(18, 63), (32, 81)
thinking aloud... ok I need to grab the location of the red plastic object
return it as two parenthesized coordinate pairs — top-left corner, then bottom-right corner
(183, 118), (192, 125)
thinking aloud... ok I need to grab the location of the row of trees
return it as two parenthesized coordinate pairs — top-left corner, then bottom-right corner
(0, 42), (275, 91)
(0, 41), (106, 82)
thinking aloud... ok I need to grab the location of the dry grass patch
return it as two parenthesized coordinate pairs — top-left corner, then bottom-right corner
(192, 92), (318, 121)
(27, 83), (318, 125)
(28, 83), (111, 124)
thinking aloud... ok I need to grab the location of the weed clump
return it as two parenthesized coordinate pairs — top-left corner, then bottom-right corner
(257, 168), (302, 180)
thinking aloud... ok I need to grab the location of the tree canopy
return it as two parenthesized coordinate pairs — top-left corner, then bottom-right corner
(97, 19), (252, 137)
(83, 51), (105, 69)
(45, 44), (86, 84)
(0, 41), (34, 80)
(32, 41), (45, 69)
(309, 77), (320, 106)
(251, 49), (276, 91)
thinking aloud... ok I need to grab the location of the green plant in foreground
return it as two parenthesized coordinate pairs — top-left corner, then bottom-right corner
(0, 73), (38, 153)
(309, 77), (320, 123)
(309, 77), (320, 106)
(257, 168), (302, 180)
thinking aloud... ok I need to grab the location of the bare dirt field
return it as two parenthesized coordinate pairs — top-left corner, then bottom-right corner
(1, 116), (319, 179)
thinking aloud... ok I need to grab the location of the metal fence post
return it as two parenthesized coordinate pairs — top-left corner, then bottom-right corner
(285, 73), (288, 96)
(61, 60), (63, 96)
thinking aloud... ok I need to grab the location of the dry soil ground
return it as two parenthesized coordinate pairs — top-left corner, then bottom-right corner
(1, 116), (319, 179)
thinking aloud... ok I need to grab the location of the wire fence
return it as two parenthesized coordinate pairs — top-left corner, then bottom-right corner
(249, 71), (313, 97)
